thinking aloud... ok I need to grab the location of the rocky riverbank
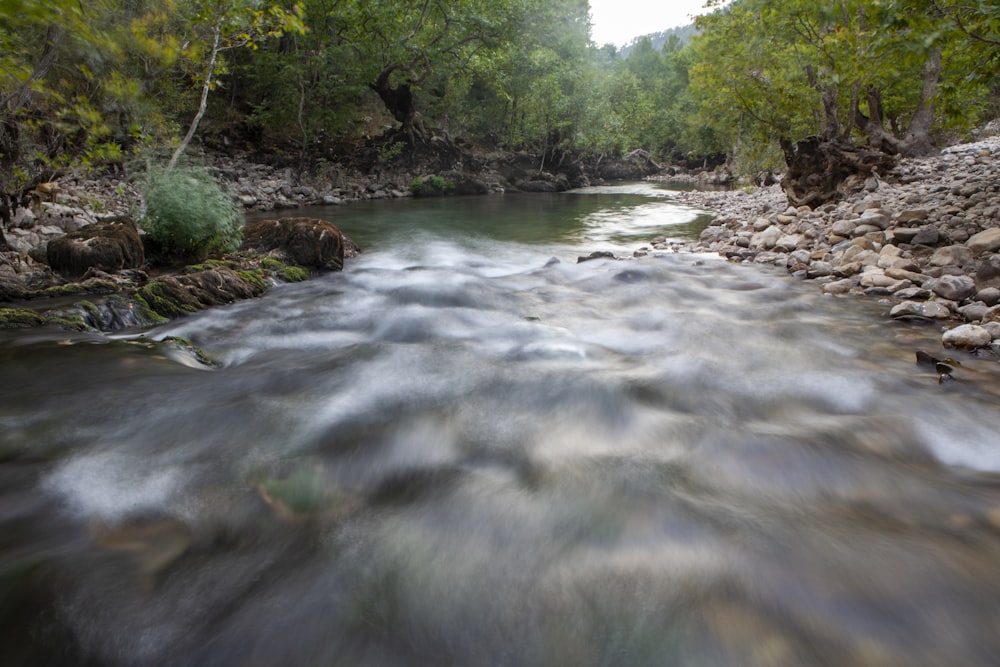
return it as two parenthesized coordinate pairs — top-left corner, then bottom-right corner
(659, 134), (1000, 353)
(0, 143), (663, 328)
(5, 134), (1000, 353)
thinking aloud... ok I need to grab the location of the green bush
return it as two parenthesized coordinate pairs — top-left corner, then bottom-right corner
(140, 166), (242, 260)
(409, 175), (455, 196)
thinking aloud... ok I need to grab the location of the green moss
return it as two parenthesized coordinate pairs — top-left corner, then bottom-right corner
(260, 256), (285, 271)
(137, 280), (199, 319)
(278, 265), (310, 282)
(183, 259), (235, 273)
(0, 308), (45, 328)
(130, 294), (169, 325)
(235, 269), (268, 291)
(41, 314), (96, 333)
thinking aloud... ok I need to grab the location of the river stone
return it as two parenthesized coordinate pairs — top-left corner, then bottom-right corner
(975, 255), (1000, 289)
(242, 217), (351, 271)
(859, 271), (899, 288)
(891, 228), (921, 244)
(894, 287), (931, 300)
(831, 219), (857, 237)
(912, 227), (941, 246)
(925, 274), (976, 301)
(967, 228), (1000, 255)
(775, 234), (803, 251)
(976, 286), (1000, 306)
(958, 301), (989, 322)
(699, 226), (730, 243)
(930, 245), (973, 267)
(46, 219), (144, 278)
(821, 278), (855, 294)
(890, 301), (951, 320)
(885, 267), (926, 284)
(942, 324), (992, 350)
(859, 210), (890, 229)
(897, 209), (929, 223)
(751, 225), (781, 249)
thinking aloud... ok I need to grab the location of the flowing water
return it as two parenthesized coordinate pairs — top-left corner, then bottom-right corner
(4, 184), (1000, 666)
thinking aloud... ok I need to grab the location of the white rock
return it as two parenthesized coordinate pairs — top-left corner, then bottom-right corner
(942, 324), (992, 349)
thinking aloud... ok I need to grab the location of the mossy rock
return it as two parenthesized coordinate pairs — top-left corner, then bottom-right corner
(0, 308), (45, 328)
(278, 265), (310, 282)
(241, 217), (351, 272)
(135, 266), (267, 320)
(46, 219), (144, 278)
(235, 269), (268, 292)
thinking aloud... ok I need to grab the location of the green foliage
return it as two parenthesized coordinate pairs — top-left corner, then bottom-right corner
(409, 175), (455, 195)
(140, 165), (242, 260)
(2, 0), (997, 186)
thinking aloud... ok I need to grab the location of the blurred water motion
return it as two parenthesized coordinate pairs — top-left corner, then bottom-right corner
(3, 186), (1000, 666)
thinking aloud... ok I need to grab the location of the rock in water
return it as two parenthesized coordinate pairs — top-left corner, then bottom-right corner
(942, 324), (993, 350)
(241, 217), (354, 272)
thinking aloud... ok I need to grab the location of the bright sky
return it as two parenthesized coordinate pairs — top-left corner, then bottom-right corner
(588, 0), (713, 47)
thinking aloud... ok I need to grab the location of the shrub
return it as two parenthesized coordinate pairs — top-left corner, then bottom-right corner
(409, 175), (455, 196)
(140, 166), (242, 260)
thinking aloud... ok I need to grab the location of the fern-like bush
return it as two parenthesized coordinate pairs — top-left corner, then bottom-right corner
(140, 166), (242, 260)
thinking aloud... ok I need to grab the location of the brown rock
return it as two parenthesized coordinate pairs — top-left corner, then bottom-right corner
(241, 217), (356, 272)
(46, 219), (144, 278)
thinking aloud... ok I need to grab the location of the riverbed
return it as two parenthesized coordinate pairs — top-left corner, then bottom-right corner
(3, 183), (1000, 666)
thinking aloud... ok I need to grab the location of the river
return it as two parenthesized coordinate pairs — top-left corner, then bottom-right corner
(3, 183), (1000, 666)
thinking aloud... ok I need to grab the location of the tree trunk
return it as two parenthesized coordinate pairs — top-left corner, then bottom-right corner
(780, 135), (896, 208)
(369, 65), (427, 142)
(854, 86), (904, 155)
(168, 19), (222, 170)
(900, 46), (942, 157)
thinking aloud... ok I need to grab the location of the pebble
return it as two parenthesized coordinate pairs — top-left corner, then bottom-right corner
(674, 133), (1000, 350)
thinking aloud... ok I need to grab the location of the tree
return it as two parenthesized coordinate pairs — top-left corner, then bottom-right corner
(691, 0), (994, 203)
(165, 0), (303, 169)
(321, 0), (523, 143)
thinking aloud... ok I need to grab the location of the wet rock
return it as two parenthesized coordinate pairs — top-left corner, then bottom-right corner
(241, 217), (353, 272)
(821, 278), (855, 295)
(890, 300), (951, 321)
(135, 267), (267, 319)
(577, 251), (616, 263)
(46, 219), (144, 278)
(942, 324), (993, 350)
